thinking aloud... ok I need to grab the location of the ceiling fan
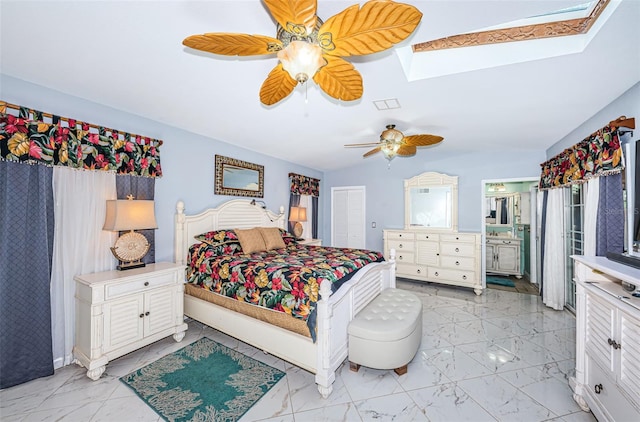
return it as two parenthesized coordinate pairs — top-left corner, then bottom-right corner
(182, 0), (422, 106)
(345, 124), (444, 163)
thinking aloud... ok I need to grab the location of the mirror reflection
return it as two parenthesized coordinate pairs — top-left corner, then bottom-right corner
(486, 195), (513, 226)
(409, 186), (452, 228)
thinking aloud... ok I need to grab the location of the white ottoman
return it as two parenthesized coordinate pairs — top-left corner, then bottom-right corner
(348, 288), (422, 375)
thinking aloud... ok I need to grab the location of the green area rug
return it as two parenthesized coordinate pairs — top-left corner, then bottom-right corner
(486, 276), (516, 287)
(120, 337), (285, 422)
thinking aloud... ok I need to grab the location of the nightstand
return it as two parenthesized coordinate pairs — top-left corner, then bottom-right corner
(298, 238), (322, 246)
(73, 262), (188, 380)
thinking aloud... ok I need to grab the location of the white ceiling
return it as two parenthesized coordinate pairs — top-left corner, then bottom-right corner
(1, 0), (638, 171)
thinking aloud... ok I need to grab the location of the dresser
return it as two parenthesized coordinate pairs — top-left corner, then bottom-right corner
(384, 229), (483, 295)
(571, 256), (640, 421)
(74, 262), (188, 380)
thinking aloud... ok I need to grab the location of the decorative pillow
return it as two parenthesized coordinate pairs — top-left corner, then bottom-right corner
(194, 229), (238, 244)
(259, 227), (286, 250)
(234, 228), (267, 254)
(279, 228), (298, 245)
(203, 241), (243, 256)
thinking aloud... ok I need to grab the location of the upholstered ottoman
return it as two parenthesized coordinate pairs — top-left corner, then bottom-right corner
(348, 288), (422, 375)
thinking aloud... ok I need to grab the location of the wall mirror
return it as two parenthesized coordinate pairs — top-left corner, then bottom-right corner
(215, 155), (264, 198)
(485, 195), (515, 226)
(404, 172), (458, 231)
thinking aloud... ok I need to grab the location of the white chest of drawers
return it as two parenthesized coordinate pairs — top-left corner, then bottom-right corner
(384, 229), (483, 295)
(73, 262), (188, 380)
(571, 256), (640, 421)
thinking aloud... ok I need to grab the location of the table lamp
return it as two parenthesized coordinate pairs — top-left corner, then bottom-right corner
(103, 196), (157, 270)
(289, 206), (307, 238)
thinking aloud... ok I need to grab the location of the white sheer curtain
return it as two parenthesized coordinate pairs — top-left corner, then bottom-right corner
(299, 195), (313, 239)
(583, 178), (600, 256)
(543, 188), (565, 310)
(50, 167), (117, 368)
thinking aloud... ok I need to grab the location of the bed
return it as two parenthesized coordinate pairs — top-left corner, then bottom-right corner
(174, 199), (396, 398)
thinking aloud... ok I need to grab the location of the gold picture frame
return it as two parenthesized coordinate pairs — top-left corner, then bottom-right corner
(215, 155), (264, 198)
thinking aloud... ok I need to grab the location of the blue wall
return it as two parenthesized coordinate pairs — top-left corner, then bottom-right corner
(322, 149), (545, 252)
(0, 75), (323, 263)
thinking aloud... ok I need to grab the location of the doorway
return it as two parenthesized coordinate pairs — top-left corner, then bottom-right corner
(331, 186), (366, 248)
(481, 178), (540, 294)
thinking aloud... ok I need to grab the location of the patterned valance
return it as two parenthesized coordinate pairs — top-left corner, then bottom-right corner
(0, 101), (162, 178)
(289, 173), (320, 197)
(538, 120), (631, 190)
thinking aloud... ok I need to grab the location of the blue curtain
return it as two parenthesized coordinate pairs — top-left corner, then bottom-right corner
(311, 196), (318, 239)
(596, 172), (625, 255)
(116, 175), (155, 264)
(0, 160), (55, 388)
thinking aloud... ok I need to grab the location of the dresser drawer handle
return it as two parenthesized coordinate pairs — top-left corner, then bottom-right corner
(462, 275), (467, 280)
(434, 271), (439, 276)
(145, 311), (150, 316)
(399, 244), (403, 248)
(416, 269), (421, 274)
(144, 281), (149, 287)
(399, 256), (403, 260)
(139, 313), (144, 319)
(455, 261), (460, 266)
(594, 384), (603, 394)
(455, 248), (459, 252)
(607, 338), (621, 349)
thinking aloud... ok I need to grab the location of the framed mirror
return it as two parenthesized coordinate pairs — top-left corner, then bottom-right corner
(404, 172), (458, 231)
(485, 195), (515, 226)
(214, 155), (264, 198)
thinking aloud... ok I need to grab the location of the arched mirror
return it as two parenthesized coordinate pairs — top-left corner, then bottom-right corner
(404, 172), (458, 231)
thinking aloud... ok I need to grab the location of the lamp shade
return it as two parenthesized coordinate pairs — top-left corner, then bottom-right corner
(103, 200), (157, 231)
(289, 206), (307, 222)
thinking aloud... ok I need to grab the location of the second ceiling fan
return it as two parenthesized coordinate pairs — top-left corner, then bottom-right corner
(345, 124), (444, 163)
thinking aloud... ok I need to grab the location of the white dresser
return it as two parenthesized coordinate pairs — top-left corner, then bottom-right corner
(384, 229), (483, 295)
(74, 262), (188, 380)
(571, 256), (640, 421)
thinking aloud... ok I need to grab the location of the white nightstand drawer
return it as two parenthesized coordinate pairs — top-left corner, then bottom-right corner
(105, 272), (176, 299)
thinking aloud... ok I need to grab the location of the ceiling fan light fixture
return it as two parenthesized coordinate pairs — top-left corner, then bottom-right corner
(381, 140), (401, 161)
(277, 40), (325, 84)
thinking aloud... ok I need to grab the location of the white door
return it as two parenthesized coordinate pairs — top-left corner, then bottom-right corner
(331, 186), (366, 248)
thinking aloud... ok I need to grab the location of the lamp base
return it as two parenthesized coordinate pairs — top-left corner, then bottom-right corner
(117, 261), (146, 271)
(293, 222), (303, 238)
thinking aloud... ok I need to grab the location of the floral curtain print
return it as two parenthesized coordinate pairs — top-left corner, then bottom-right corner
(289, 172), (320, 196)
(539, 122), (626, 190)
(0, 101), (162, 178)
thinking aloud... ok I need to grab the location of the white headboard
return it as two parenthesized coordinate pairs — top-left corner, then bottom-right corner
(174, 199), (287, 265)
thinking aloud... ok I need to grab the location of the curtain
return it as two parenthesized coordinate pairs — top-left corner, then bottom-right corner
(117, 175), (156, 264)
(539, 190), (548, 296)
(288, 173), (320, 238)
(583, 178), (600, 256)
(542, 188), (565, 310)
(0, 160), (55, 388)
(50, 167), (117, 368)
(539, 123), (624, 190)
(0, 101), (163, 178)
(596, 172), (625, 256)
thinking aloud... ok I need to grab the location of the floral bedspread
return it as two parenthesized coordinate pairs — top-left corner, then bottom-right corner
(185, 243), (384, 340)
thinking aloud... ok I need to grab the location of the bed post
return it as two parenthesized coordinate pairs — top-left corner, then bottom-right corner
(388, 248), (397, 288)
(314, 279), (335, 398)
(175, 201), (186, 265)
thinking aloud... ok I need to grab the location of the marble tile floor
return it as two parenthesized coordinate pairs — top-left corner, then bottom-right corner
(0, 280), (597, 422)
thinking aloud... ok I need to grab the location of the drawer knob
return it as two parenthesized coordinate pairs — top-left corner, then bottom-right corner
(462, 275), (467, 280)
(455, 248), (459, 252)
(416, 269), (421, 274)
(594, 384), (603, 394)
(144, 281), (149, 287)
(399, 244), (403, 248)
(145, 311), (150, 316)
(435, 271), (439, 276)
(399, 256), (403, 260)
(455, 261), (460, 266)
(139, 313), (144, 318)
(608, 338), (621, 349)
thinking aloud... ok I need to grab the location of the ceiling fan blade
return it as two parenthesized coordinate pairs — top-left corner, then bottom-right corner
(318, 2), (422, 57)
(398, 145), (417, 156)
(183, 33), (282, 56)
(264, 0), (317, 34)
(363, 147), (381, 158)
(259, 63), (297, 105)
(313, 56), (363, 101)
(403, 134), (444, 147)
(344, 142), (382, 147)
